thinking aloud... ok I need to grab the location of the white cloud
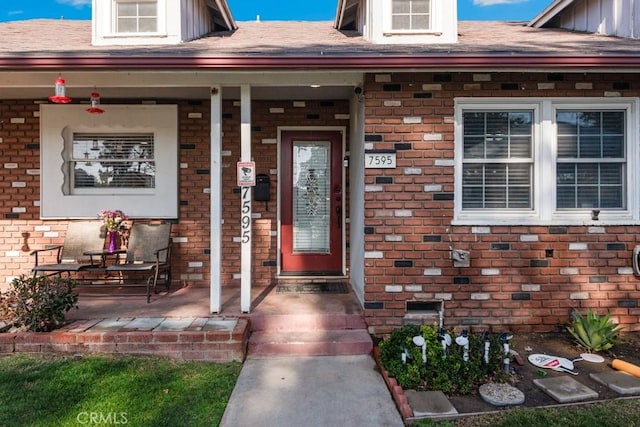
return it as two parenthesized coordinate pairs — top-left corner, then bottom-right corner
(56, 0), (92, 7)
(473, 0), (528, 5)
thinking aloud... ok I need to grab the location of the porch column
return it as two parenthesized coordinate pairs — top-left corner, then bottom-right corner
(240, 85), (252, 313)
(210, 85), (222, 313)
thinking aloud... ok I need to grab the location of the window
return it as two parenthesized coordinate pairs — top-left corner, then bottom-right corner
(71, 133), (156, 193)
(40, 105), (178, 219)
(455, 98), (638, 225)
(115, 0), (158, 33)
(391, 0), (431, 31)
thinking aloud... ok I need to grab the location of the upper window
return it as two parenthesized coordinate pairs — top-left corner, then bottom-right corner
(391, 0), (431, 31)
(455, 98), (638, 225)
(115, 0), (158, 33)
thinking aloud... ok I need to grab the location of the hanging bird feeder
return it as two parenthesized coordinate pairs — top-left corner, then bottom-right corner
(48, 76), (72, 104)
(86, 91), (105, 114)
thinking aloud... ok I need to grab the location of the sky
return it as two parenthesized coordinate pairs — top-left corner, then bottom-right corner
(0, 0), (552, 23)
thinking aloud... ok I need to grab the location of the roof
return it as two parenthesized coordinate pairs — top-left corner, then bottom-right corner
(0, 19), (639, 70)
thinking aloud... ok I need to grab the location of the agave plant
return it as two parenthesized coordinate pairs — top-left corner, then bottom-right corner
(567, 309), (622, 352)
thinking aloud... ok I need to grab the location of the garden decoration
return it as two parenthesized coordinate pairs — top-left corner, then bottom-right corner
(412, 335), (427, 363)
(612, 359), (640, 378)
(481, 331), (491, 365)
(528, 353), (578, 375)
(455, 329), (470, 362)
(438, 327), (452, 358)
(401, 348), (410, 364)
(500, 333), (513, 373)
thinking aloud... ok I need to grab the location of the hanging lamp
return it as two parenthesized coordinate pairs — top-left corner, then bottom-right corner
(48, 76), (72, 104)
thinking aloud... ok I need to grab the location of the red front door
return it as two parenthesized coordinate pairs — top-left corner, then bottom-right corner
(281, 130), (343, 274)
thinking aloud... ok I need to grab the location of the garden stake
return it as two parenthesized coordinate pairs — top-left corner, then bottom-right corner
(500, 333), (513, 373)
(481, 331), (490, 365)
(438, 328), (451, 359)
(456, 329), (470, 362)
(413, 335), (427, 363)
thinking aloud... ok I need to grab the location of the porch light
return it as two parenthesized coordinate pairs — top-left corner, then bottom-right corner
(48, 76), (72, 104)
(86, 91), (105, 114)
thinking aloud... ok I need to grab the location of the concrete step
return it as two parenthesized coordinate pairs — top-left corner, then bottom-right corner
(249, 313), (367, 332)
(247, 329), (373, 358)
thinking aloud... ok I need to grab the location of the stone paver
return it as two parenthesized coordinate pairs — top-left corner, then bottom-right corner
(479, 383), (525, 406)
(89, 318), (133, 332)
(590, 371), (640, 395)
(405, 390), (458, 417)
(533, 376), (598, 403)
(122, 317), (165, 330)
(203, 318), (238, 331)
(154, 317), (196, 331)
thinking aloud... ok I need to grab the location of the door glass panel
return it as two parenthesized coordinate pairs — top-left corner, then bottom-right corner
(292, 141), (330, 253)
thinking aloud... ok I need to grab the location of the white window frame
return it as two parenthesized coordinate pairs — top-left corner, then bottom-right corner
(384, 0), (438, 35)
(110, 0), (166, 37)
(40, 105), (178, 219)
(454, 97), (639, 225)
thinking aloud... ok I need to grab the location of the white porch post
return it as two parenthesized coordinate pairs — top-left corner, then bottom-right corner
(210, 85), (222, 313)
(240, 85), (252, 313)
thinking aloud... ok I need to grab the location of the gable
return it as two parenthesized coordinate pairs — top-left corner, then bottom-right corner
(529, 0), (640, 39)
(92, 0), (236, 46)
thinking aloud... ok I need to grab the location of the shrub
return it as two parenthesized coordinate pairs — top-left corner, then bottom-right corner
(567, 309), (622, 352)
(379, 324), (511, 395)
(0, 275), (78, 332)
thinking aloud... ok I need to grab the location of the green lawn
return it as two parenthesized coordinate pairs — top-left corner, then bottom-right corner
(416, 399), (640, 427)
(0, 354), (241, 427)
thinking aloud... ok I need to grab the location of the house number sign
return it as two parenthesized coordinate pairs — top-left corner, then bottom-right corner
(364, 151), (396, 168)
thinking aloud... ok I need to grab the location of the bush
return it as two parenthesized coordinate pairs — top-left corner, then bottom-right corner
(0, 275), (78, 332)
(567, 309), (622, 352)
(379, 324), (511, 395)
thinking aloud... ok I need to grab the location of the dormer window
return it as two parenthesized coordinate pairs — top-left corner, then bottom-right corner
(391, 0), (431, 31)
(115, 0), (158, 33)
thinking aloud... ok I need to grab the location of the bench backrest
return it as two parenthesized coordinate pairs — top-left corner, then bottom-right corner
(125, 223), (172, 263)
(60, 221), (106, 262)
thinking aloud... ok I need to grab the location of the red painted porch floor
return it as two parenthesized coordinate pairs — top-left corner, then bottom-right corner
(1, 282), (371, 361)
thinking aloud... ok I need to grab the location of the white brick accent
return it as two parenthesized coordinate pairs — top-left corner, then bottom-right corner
(12, 182), (26, 188)
(385, 285), (403, 293)
(424, 184), (442, 192)
(588, 227), (605, 234)
(5, 251), (20, 257)
(233, 101), (241, 107)
(618, 267), (634, 275)
(521, 284), (541, 292)
(560, 268), (579, 275)
(403, 116), (422, 124)
(434, 159), (455, 167)
(404, 168), (422, 175)
(269, 107), (285, 114)
(43, 231), (59, 238)
(575, 83), (593, 90)
(538, 83), (555, 90)
(10, 118), (25, 124)
(34, 225), (50, 232)
(471, 293), (490, 300)
(405, 285), (422, 292)
(334, 114), (350, 120)
(394, 210), (412, 217)
(473, 74), (492, 82)
(172, 237), (188, 243)
(569, 243), (588, 251)
(384, 100), (402, 107)
(422, 84), (442, 91)
(423, 268), (442, 276)
(365, 185), (384, 192)
(385, 235), (403, 242)
(365, 251), (384, 259)
(4, 163), (17, 169)
(472, 226), (491, 234)
(188, 261), (203, 268)
(221, 150), (232, 156)
(187, 112), (202, 119)
(293, 101), (306, 107)
(375, 74), (392, 82)
(423, 133), (442, 141)
(180, 163), (188, 169)
(604, 91), (622, 97)
(481, 269), (500, 276)
(12, 207), (26, 213)
(570, 292), (589, 300)
(26, 167), (39, 174)
(520, 235), (539, 242)
(434, 293), (452, 300)
(232, 237), (242, 243)
(261, 138), (277, 144)
(203, 188), (211, 194)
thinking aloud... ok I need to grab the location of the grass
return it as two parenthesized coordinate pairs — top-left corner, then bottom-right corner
(0, 353), (241, 427)
(414, 399), (640, 427)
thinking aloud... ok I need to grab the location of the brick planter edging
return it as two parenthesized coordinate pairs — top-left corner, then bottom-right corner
(0, 318), (250, 362)
(373, 346), (414, 420)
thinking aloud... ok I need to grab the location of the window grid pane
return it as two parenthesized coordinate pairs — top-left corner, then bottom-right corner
(556, 110), (625, 209)
(72, 133), (156, 190)
(391, 0), (431, 30)
(116, 1), (157, 33)
(462, 110), (533, 210)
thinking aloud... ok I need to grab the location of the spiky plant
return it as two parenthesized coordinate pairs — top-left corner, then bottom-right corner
(567, 309), (622, 352)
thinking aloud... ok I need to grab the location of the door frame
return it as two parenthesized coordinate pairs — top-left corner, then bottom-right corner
(277, 126), (347, 276)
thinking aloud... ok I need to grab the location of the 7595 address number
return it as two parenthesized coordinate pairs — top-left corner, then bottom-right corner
(364, 152), (396, 169)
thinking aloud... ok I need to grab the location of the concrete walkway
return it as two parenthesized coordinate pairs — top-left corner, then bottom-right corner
(220, 355), (404, 427)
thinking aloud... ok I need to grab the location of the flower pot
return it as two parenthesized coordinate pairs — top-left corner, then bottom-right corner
(108, 231), (119, 253)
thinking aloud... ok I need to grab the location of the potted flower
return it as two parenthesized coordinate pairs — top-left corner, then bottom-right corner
(98, 209), (127, 252)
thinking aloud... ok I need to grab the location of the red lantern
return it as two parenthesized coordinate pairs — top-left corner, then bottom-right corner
(48, 76), (72, 104)
(86, 92), (105, 114)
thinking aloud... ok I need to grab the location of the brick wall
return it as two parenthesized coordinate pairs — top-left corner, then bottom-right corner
(361, 72), (640, 336)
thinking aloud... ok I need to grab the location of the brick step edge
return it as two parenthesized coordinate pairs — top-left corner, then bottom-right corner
(249, 313), (367, 332)
(247, 329), (373, 358)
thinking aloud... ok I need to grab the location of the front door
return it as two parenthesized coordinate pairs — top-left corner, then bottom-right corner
(281, 130), (343, 274)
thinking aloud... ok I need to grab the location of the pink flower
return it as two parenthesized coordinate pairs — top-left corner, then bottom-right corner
(98, 209), (128, 232)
